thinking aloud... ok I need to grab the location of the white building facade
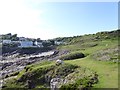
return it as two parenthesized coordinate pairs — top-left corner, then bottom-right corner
(18, 41), (34, 47)
(34, 41), (43, 47)
(3, 40), (11, 44)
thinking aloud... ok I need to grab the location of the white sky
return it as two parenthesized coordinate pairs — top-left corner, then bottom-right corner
(0, 0), (119, 40)
(0, 0), (58, 40)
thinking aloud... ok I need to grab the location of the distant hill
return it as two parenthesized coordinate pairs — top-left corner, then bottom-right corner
(53, 29), (119, 44)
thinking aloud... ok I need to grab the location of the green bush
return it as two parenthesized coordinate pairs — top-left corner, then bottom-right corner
(59, 52), (85, 60)
(54, 64), (78, 77)
(9, 71), (19, 77)
(15, 63), (78, 88)
(60, 76), (98, 89)
(60, 84), (78, 90)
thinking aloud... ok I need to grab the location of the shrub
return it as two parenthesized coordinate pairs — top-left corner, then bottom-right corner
(59, 52), (85, 60)
(60, 84), (78, 90)
(9, 71), (19, 77)
(60, 74), (99, 89)
(92, 47), (119, 62)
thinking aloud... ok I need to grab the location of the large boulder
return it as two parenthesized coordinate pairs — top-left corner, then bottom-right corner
(56, 59), (63, 65)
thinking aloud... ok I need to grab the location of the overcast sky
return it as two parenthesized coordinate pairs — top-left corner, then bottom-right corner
(0, 0), (118, 40)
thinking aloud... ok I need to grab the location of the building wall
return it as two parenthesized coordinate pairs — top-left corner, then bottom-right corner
(55, 41), (63, 45)
(18, 41), (34, 47)
(3, 40), (11, 44)
(34, 41), (43, 47)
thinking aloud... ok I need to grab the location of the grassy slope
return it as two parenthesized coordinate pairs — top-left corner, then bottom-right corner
(4, 30), (119, 88)
(5, 61), (97, 88)
(66, 57), (118, 88)
(58, 39), (118, 88)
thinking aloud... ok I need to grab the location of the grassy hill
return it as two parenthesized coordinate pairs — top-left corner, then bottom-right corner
(2, 29), (119, 89)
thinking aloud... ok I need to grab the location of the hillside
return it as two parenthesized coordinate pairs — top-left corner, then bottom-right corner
(2, 29), (120, 89)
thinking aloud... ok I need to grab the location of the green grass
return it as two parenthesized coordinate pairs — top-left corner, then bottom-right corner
(55, 39), (118, 88)
(17, 60), (54, 79)
(5, 60), (98, 88)
(3, 31), (119, 89)
(58, 39), (118, 53)
(65, 56), (118, 88)
(58, 39), (118, 88)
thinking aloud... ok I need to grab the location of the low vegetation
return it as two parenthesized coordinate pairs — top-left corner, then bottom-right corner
(3, 61), (98, 89)
(2, 30), (119, 89)
(92, 46), (119, 62)
(59, 52), (85, 60)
